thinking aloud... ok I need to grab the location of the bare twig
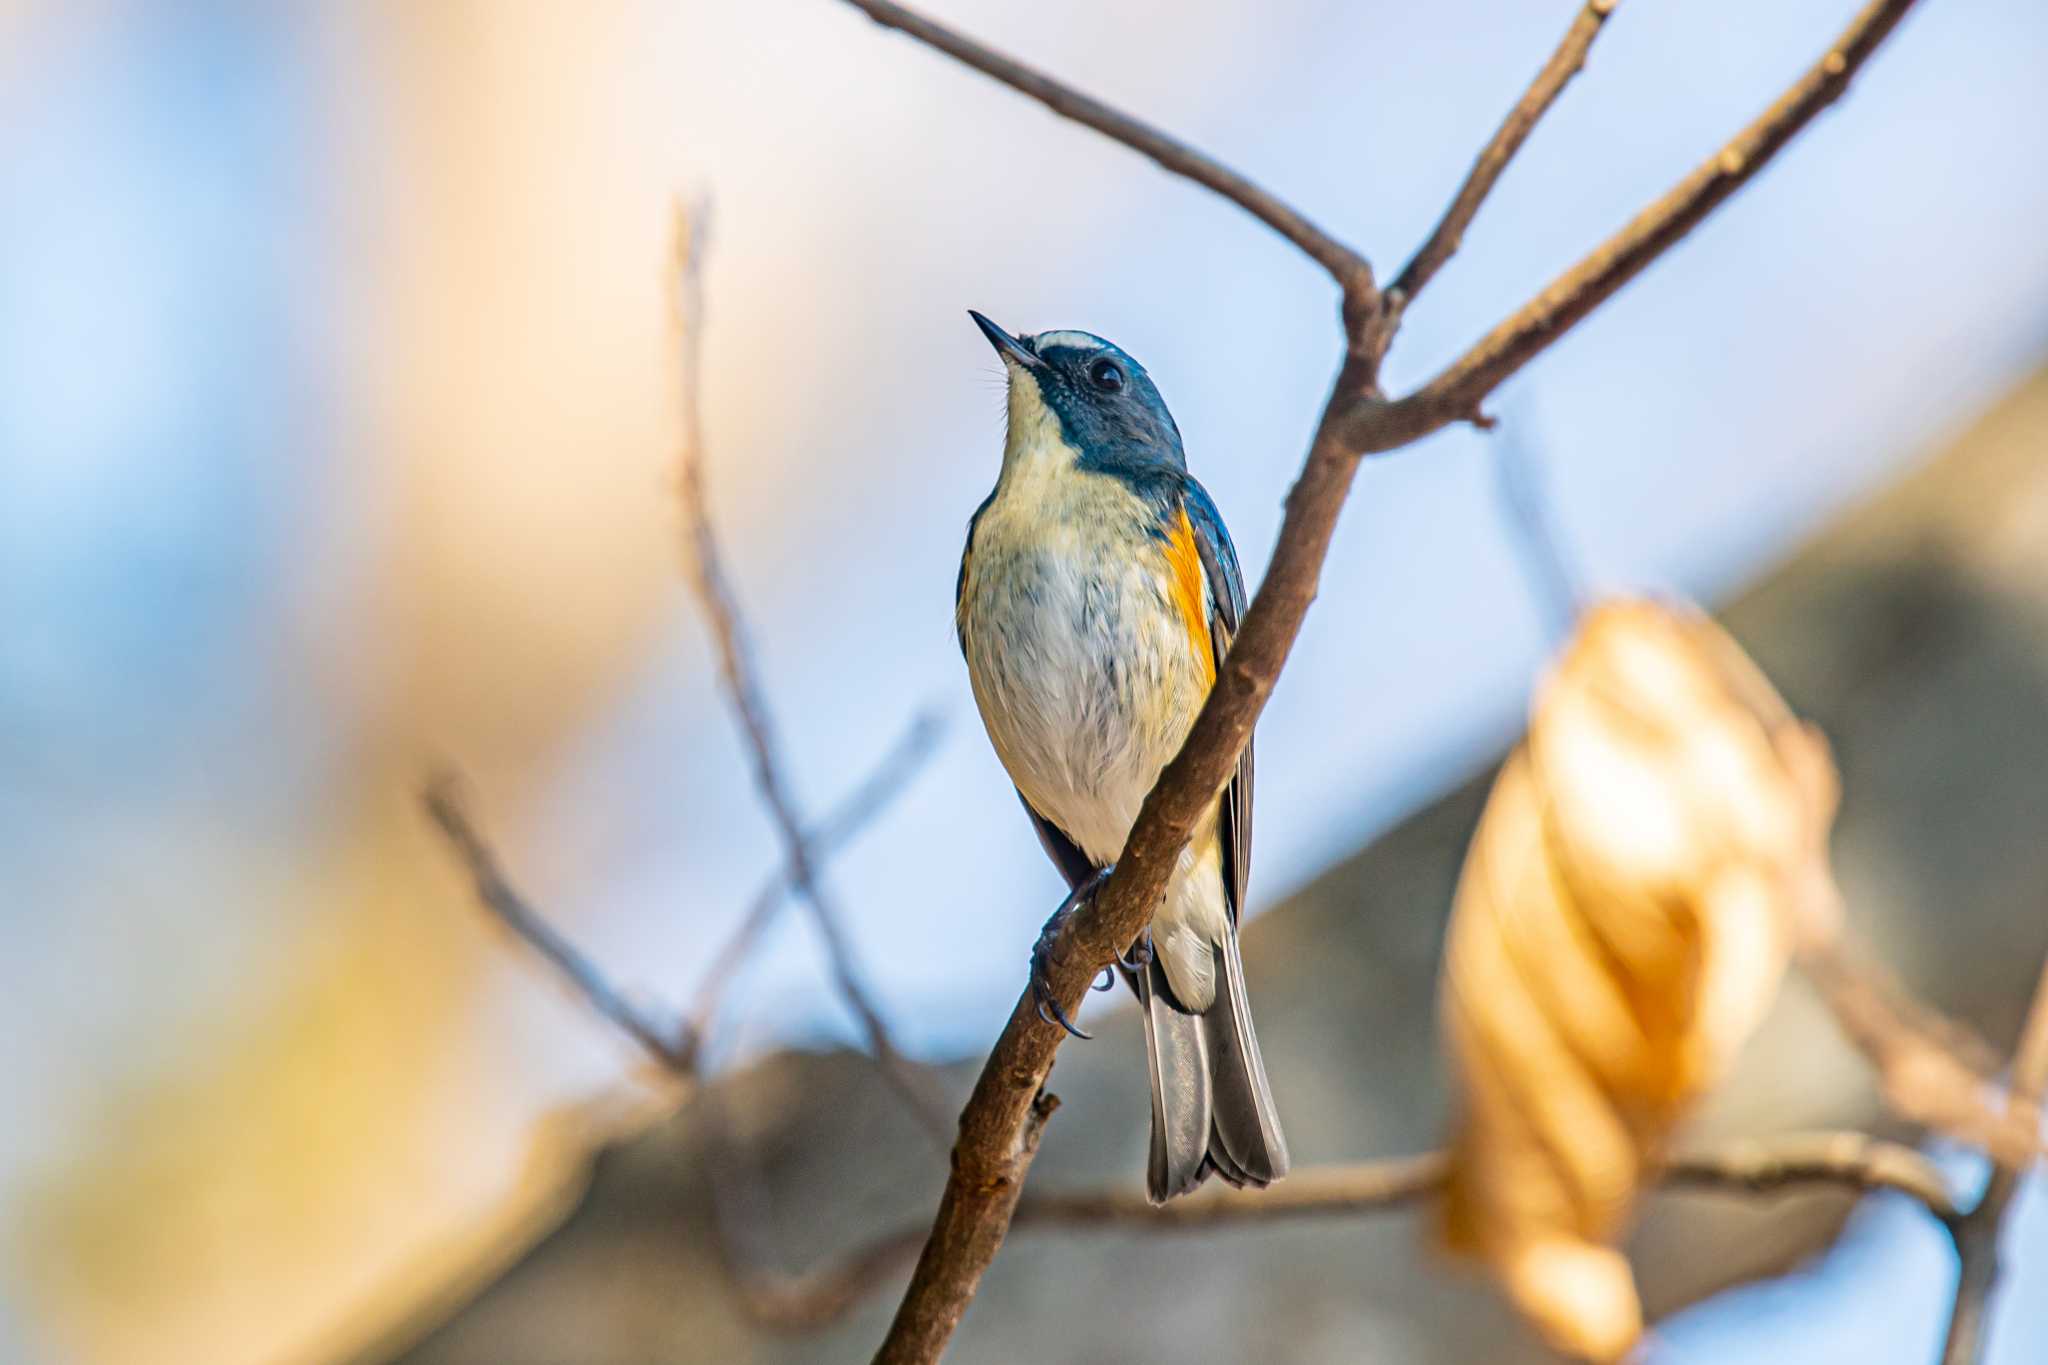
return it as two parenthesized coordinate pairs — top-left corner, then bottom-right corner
(685, 709), (946, 1047)
(1387, 0), (1621, 316)
(669, 205), (953, 1145)
(424, 775), (698, 1074)
(1355, 0), (1925, 451)
(726, 1135), (1954, 1332)
(839, 0), (1374, 301)
(426, 714), (940, 1092)
(1656, 1131), (1960, 1218)
(1799, 938), (2035, 1165)
(853, 2), (1926, 1357)
(1939, 955), (2048, 1365)
(1492, 414), (1583, 638)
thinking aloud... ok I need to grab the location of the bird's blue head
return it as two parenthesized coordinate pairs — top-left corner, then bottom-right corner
(970, 311), (1185, 477)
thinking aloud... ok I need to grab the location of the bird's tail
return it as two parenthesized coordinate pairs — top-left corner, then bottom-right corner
(1133, 931), (1289, 1203)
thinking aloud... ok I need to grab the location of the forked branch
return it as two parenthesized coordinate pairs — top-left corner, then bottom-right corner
(1358, 0), (1925, 451)
(1939, 954), (2048, 1365)
(1386, 0), (1621, 317)
(423, 707), (944, 1083)
(852, 1), (1927, 1358)
(669, 205), (953, 1143)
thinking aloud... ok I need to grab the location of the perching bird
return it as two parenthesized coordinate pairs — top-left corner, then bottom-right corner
(954, 311), (1288, 1203)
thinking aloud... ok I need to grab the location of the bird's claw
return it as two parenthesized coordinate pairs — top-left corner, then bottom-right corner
(1029, 866), (1114, 1041)
(1119, 929), (1155, 971)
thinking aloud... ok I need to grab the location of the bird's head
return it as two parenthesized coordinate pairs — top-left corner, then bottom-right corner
(970, 311), (1185, 475)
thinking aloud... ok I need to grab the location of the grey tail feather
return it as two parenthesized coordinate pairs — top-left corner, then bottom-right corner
(1132, 934), (1289, 1204)
(1199, 931), (1289, 1187)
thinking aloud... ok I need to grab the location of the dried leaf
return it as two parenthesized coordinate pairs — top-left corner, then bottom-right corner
(1437, 599), (1841, 1360)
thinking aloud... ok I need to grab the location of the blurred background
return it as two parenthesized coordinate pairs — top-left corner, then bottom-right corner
(3, 0), (2046, 1361)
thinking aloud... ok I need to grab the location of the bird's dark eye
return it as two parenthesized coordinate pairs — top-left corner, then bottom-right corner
(1089, 358), (1125, 391)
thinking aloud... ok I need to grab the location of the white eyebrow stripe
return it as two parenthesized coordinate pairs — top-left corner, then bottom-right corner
(1031, 330), (1109, 354)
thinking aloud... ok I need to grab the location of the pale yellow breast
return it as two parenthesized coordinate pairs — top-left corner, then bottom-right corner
(959, 461), (1214, 867)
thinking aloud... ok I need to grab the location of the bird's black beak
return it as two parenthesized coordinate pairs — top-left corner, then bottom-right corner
(969, 310), (1040, 369)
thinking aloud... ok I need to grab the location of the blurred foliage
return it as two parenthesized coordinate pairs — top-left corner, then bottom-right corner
(1438, 601), (1840, 1358)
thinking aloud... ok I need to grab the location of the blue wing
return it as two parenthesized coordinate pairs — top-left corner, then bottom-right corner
(1179, 477), (1253, 925)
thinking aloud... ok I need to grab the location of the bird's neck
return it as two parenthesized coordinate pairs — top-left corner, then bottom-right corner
(998, 371), (1083, 494)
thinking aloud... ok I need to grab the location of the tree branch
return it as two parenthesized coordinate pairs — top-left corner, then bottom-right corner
(1799, 936), (2036, 1166)
(1491, 414), (1584, 639)
(684, 709), (946, 1048)
(423, 775), (698, 1074)
(838, 0), (1375, 303)
(1939, 953), (2048, 1365)
(1386, 0), (1621, 317)
(856, 2), (1926, 1357)
(1354, 0), (1924, 451)
(423, 709), (944, 1082)
(726, 1135), (1955, 1332)
(669, 205), (953, 1145)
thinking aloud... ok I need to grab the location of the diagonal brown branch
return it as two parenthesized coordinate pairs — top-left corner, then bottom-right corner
(1386, 0), (1622, 317)
(838, 0), (1375, 302)
(669, 205), (953, 1145)
(858, 2), (1926, 1358)
(1939, 953), (2048, 1365)
(1355, 0), (1924, 451)
(424, 775), (699, 1074)
(726, 1135), (1955, 1332)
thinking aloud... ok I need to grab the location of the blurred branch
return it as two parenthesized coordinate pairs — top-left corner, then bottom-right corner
(843, 1), (1926, 1357)
(1385, 0), (1619, 320)
(840, 0), (1375, 301)
(722, 1134), (1956, 1332)
(423, 775), (698, 1074)
(1799, 937), (2037, 1165)
(1657, 1131), (1959, 1218)
(1939, 954), (2048, 1365)
(1491, 414), (1584, 638)
(669, 204), (953, 1146)
(684, 709), (947, 1048)
(423, 710), (944, 1083)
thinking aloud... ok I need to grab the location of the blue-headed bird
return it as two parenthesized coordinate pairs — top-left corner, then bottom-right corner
(954, 312), (1289, 1203)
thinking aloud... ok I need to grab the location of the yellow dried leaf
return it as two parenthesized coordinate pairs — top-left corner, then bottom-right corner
(1437, 599), (1841, 1360)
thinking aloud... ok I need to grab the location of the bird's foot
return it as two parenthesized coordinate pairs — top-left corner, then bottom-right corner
(1030, 866), (1114, 1040)
(1119, 928), (1154, 972)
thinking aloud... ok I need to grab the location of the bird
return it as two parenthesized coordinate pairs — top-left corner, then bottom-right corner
(953, 310), (1289, 1203)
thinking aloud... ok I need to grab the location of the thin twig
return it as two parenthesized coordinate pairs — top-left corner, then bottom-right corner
(685, 709), (946, 1047)
(1354, 0), (1925, 451)
(423, 775), (698, 1074)
(725, 1135), (1954, 1332)
(1387, 0), (1622, 315)
(1938, 954), (2048, 1364)
(1492, 414), (1583, 640)
(854, 3), (1927, 1357)
(838, 0), (1375, 303)
(1799, 938), (2034, 1165)
(669, 204), (954, 1146)
(424, 716), (943, 1084)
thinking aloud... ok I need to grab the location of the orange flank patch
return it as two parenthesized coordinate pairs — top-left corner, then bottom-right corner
(1165, 506), (1216, 687)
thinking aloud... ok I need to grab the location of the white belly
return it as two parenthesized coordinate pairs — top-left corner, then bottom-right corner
(963, 499), (1206, 862)
(960, 470), (1232, 1007)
